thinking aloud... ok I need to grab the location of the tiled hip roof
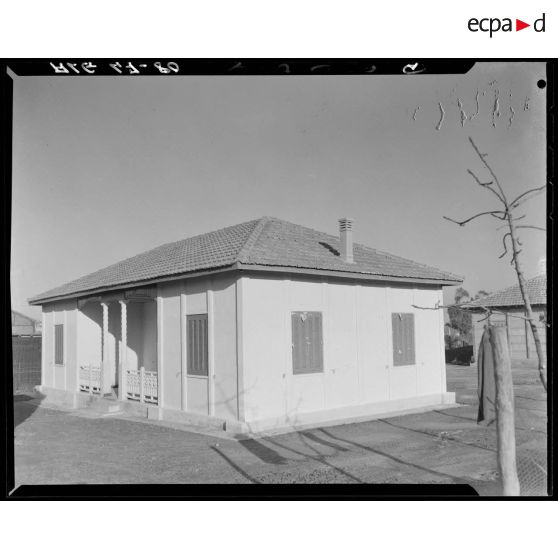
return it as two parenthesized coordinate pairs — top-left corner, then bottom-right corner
(467, 274), (546, 309)
(29, 216), (462, 304)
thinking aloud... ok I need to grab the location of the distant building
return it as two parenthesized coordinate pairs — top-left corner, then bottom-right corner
(467, 274), (546, 361)
(11, 310), (41, 336)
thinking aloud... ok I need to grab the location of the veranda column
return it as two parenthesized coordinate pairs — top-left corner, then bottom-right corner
(119, 300), (128, 401)
(101, 302), (111, 394)
(156, 292), (164, 411)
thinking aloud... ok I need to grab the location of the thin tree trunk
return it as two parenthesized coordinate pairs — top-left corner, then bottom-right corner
(507, 215), (547, 391)
(489, 325), (520, 496)
(465, 137), (547, 391)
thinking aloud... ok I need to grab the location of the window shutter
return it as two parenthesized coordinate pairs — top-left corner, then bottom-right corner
(392, 313), (400, 365)
(187, 314), (208, 376)
(54, 324), (64, 365)
(292, 311), (323, 374)
(392, 313), (415, 366)
(406, 314), (415, 364)
(312, 312), (324, 371)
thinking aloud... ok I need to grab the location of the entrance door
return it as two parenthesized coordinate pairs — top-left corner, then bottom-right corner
(186, 314), (209, 415)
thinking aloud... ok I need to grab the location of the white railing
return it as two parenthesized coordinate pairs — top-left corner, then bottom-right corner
(126, 367), (158, 404)
(79, 365), (102, 394)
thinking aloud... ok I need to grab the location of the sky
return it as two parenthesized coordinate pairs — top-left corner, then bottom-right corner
(11, 62), (546, 321)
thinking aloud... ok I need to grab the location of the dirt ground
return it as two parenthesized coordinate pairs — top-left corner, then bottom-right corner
(13, 362), (548, 494)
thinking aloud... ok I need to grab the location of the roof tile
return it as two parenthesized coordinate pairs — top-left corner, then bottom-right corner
(468, 274), (546, 308)
(30, 216), (462, 304)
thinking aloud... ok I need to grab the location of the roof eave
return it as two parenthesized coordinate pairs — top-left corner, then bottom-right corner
(29, 261), (462, 306)
(28, 264), (239, 306)
(235, 263), (463, 286)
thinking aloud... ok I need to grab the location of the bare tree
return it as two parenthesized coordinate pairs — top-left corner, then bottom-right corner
(444, 137), (547, 391)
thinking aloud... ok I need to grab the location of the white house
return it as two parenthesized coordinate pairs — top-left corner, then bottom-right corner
(29, 217), (462, 434)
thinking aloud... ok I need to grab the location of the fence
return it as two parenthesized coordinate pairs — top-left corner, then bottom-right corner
(79, 365), (102, 394)
(126, 368), (158, 404)
(12, 336), (42, 393)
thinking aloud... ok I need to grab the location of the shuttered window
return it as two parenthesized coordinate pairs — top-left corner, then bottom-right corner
(187, 314), (208, 376)
(54, 324), (64, 365)
(292, 311), (323, 374)
(392, 313), (415, 366)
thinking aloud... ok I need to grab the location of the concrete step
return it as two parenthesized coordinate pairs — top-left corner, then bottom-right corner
(72, 408), (125, 419)
(85, 396), (123, 414)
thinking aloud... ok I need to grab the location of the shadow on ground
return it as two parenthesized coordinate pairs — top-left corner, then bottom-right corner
(238, 438), (288, 465)
(14, 393), (44, 428)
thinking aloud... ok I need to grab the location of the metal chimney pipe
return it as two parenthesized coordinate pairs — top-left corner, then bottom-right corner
(338, 218), (354, 263)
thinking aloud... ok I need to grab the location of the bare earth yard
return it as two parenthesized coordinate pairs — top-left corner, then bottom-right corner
(13, 362), (547, 495)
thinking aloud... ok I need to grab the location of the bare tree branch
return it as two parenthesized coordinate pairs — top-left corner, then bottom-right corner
(499, 232), (511, 258)
(443, 210), (506, 227)
(467, 169), (493, 187)
(412, 303), (545, 324)
(510, 185), (546, 208)
(468, 137), (509, 206)
(496, 215), (526, 229)
(467, 169), (506, 203)
(515, 225), (546, 232)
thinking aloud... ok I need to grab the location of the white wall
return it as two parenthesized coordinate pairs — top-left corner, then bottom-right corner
(142, 301), (157, 370)
(241, 274), (446, 425)
(157, 273), (239, 419)
(121, 301), (158, 372)
(41, 300), (78, 390)
(184, 277), (209, 413)
(38, 271), (447, 431)
(78, 303), (102, 369)
(126, 303), (143, 371)
(42, 308), (54, 387)
(210, 274), (238, 421)
(160, 281), (182, 411)
(39, 272), (239, 420)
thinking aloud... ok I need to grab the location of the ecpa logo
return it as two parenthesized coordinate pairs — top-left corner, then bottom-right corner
(468, 13), (545, 37)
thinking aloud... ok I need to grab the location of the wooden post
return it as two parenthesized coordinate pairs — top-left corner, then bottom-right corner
(524, 310), (530, 359)
(488, 325), (520, 496)
(89, 364), (93, 395)
(119, 300), (127, 401)
(140, 366), (145, 404)
(505, 313), (511, 356)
